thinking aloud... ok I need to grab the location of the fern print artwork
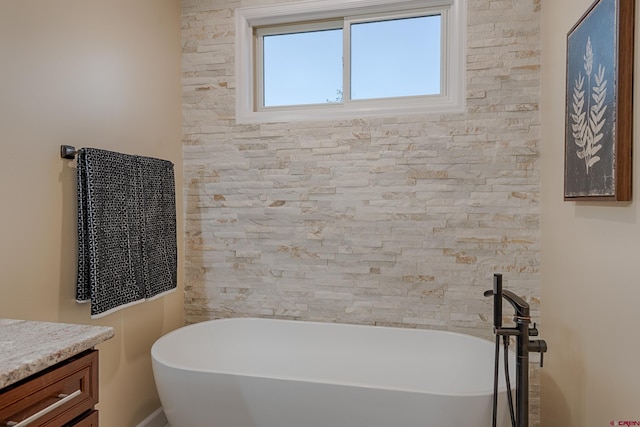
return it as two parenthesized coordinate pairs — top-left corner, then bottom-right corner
(565, 0), (617, 199)
(571, 36), (607, 174)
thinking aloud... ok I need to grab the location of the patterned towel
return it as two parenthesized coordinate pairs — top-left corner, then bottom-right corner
(76, 148), (177, 318)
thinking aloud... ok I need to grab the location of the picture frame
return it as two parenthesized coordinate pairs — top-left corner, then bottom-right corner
(564, 0), (634, 201)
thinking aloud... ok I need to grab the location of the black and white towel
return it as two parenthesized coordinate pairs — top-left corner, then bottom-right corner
(76, 148), (177, 318)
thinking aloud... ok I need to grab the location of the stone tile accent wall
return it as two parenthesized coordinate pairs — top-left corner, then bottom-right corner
(182, 0), (540, 421)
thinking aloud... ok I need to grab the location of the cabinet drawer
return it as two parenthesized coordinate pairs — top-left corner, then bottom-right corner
(0, 350), (98, 427)
(67, 410), (98, 427)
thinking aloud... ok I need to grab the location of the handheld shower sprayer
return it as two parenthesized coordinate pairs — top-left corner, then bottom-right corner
(492, 273), (502, 328)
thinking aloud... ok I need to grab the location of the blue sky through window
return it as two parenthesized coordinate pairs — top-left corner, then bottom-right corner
(263, 29), (343, 107)
(351, 15), (441, 99)
(262, 14), (441, 107)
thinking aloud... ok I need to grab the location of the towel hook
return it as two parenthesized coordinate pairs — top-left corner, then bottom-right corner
(60, 145), (78, 160)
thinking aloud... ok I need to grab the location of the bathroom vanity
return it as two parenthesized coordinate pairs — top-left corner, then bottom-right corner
(0, 319), (114, 426)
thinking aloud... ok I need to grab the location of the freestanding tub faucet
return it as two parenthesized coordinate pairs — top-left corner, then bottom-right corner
(484, 273), (547, 427)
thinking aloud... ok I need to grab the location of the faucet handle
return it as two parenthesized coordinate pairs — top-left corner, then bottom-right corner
(529, 322), (539, 336)
(529, 339), (548, 367)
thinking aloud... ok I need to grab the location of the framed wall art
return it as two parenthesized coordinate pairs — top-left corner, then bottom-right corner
(564, 0), (634, 201)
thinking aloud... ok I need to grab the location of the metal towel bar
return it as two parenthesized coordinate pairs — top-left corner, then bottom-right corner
(60, 145), (78, 160)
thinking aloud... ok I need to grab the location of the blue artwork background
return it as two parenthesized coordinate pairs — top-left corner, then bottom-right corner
(565, 0), (617, 197)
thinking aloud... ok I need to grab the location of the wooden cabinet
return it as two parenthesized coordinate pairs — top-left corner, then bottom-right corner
(69, 410), (98, 427)
(0, 350), (99, 427)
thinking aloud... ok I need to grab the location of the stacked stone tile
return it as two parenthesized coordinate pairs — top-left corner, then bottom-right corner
(182, 0), (541, 422)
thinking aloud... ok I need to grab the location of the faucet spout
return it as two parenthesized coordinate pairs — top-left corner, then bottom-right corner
(501, 289), (530, 320)
(483, 274), (529, 323)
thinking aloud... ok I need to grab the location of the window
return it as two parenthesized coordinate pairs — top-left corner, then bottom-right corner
(260, 23), (343, 107)
(236, 0), (466, 123)
(350, 14), (441, 99)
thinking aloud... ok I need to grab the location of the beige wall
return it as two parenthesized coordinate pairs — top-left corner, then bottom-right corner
(0, 1), (183, 426)
(540, 0), (640, 425)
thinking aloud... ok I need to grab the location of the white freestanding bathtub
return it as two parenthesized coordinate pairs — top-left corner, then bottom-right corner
(151, 317), (515, 427)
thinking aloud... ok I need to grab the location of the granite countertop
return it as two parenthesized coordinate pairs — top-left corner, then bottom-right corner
(0, 318), (115, 389)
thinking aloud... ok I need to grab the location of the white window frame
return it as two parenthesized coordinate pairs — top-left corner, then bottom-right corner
(235, 0), (466, 124)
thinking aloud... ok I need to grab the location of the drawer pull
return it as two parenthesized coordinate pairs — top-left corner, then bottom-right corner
(5, 390), (82, 427)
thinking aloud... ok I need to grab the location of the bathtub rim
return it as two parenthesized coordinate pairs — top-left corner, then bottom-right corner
(151, 317), (515, 397)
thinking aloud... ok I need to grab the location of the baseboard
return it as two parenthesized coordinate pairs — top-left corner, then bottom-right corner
(137, 408), (168, 427)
